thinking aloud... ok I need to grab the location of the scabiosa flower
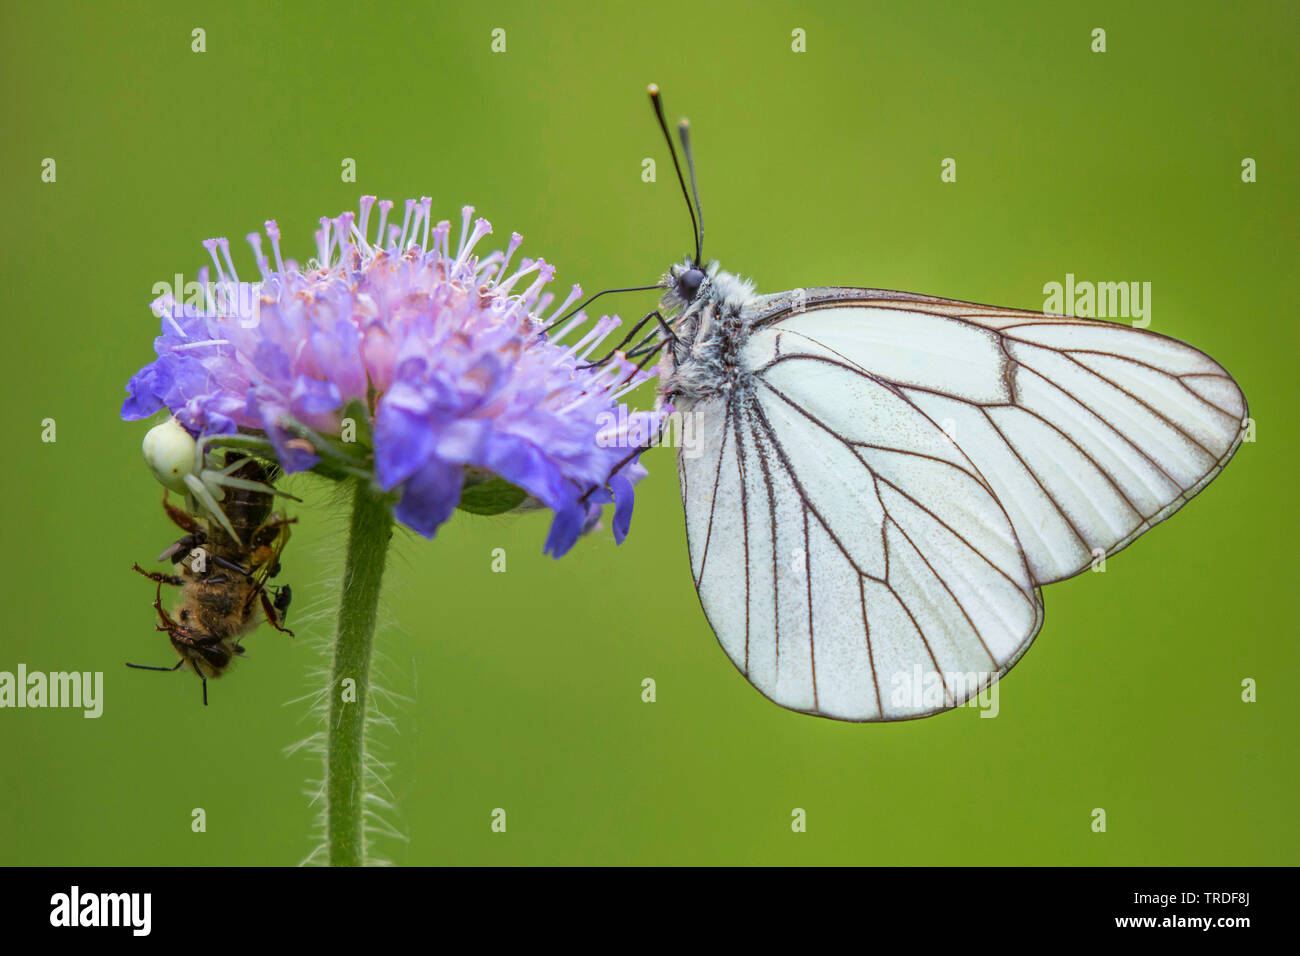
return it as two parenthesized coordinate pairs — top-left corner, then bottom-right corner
(122, 197), (661, 556)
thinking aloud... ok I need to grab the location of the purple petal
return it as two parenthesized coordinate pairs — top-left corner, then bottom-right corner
(290, 374), (342, 416)
(121, 365), (166, 420)
(253, 341), (292, 382)
(610, 471), (635, 544)
(395, 456), (464, 538)
(543, 504), (587, 558)
(479, 434), (568, 510)
(374, 382), (436, 489)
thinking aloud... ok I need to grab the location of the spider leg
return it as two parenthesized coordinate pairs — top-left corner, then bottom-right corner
(210, 455), (302, 501)
(207, 471), (302, 502)
(182, 473), (243, 544)
(276, 418), (373, 478)
(216, 455), (255, 477)
(193, 432), (275, 456)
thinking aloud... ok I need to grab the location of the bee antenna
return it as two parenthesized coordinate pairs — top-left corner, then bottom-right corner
(648, 84), (701, 267)
(677, 119), (704, 263)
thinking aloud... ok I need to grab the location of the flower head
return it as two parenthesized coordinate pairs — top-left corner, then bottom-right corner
(123, 197), (660, 556)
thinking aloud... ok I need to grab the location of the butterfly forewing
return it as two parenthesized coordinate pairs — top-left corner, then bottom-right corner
(750, 292), (1247, 583)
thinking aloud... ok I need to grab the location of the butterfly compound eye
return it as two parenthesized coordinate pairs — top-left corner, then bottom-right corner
(677, 267), (705, 301)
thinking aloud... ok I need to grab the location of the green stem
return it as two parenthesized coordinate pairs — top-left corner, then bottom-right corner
(327, 479), (394, 867)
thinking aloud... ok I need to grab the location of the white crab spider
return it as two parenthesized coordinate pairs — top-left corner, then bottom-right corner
(142, 417), (296, 544)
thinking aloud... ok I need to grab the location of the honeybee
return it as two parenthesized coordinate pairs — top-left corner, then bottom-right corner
(128, 454), (296, 705)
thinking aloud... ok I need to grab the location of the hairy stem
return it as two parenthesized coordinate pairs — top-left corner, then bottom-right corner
(327, 479), (394, 866)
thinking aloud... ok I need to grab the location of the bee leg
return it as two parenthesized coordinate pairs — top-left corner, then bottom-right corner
(132, 563), (183, 586)
(259, 587), (295, 637)
(150, 584), (211, 642)
(211, 555), (252, 578)
(151, 580), (177, 626)
(125, 660), (185, 672)
(188, 660), (209, 706)
(162, 492), (205, 534)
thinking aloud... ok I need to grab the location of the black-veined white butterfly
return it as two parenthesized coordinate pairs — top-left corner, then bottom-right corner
(586, 87), (1248, 722)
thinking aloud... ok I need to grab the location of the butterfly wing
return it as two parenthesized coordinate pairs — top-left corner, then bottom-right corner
(678, 288), (1245, 721)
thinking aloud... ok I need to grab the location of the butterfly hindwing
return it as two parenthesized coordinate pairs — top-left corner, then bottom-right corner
(680, 340), (1043, 721)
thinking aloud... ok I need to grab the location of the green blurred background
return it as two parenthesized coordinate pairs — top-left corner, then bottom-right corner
(1, 0), (1294, 865)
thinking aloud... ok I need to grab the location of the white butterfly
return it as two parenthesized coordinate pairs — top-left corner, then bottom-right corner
(603, 88), (1248, 721)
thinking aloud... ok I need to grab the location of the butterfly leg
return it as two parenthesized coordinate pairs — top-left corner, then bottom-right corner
(578, 407), (675, 507)
(624, 335), (670, 377)
(578, 309), (673, 369)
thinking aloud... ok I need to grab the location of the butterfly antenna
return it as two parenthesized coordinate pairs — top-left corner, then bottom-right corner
(648, 84), (701, 267)
(678, 119), (704, 262)
(540, 283), (661, 333)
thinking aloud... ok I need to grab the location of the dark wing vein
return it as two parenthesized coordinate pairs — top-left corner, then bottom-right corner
(740, 389), (885, 584)
(730, 399), (752, 674)
(1050, 348), (1217, 459)
(979, 407), (1088, 549)
(858, 577), (883, 718)
(1062, 348), (1242, 422)
(743, 401), (788, 695)
(1009, 358), (1185, 494)
(693, 402), (733, 590)
(759, 376), (1033, 599)
(882, 516), (955, 706)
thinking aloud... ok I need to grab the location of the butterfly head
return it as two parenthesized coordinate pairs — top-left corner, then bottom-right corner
(669, 259), (707, 305)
